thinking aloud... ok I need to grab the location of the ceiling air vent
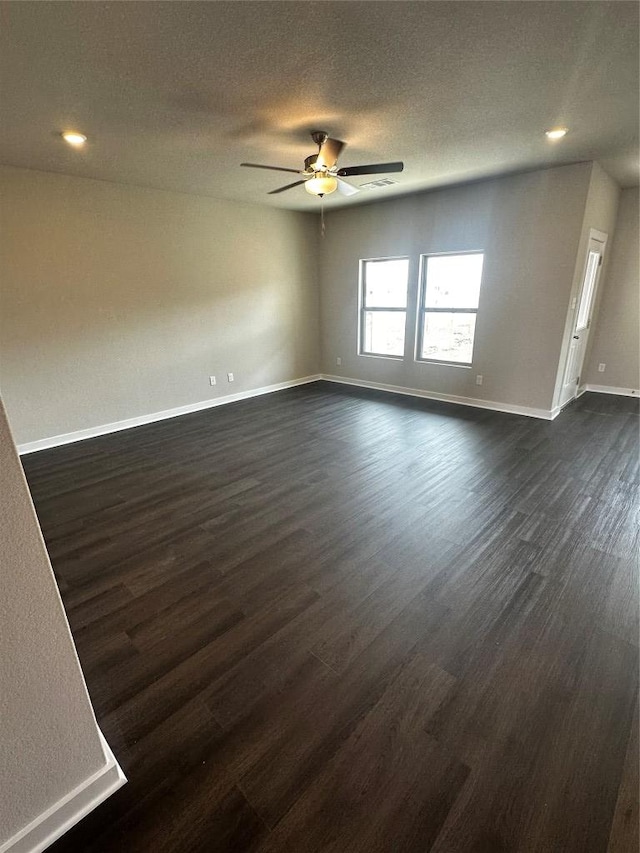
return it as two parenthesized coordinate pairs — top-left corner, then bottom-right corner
(358, 178), (399, 190)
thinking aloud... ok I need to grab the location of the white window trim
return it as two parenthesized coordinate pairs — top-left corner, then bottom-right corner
(414, 250), (484, 368)
(357, 255), (410, 360)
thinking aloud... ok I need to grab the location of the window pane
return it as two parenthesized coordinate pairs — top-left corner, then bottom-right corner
(363, 259), (409, 308)
(363, 311), (405, 356)
(421, 312), (477, 363)
(576, 250), (599, 330)
(424, 253), (483, 309)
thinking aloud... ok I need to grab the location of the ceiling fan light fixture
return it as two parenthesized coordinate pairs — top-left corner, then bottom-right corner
(305, 175), (338, 196)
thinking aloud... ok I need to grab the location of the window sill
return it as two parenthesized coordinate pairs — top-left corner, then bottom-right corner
(415, 358), (472, 369)
(358, 351), (404, 361)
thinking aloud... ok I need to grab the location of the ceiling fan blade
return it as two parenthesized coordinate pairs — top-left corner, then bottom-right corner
(336, 178), (360, 197)
(337, 161), (404, 177)
(315, 137), (345, 170)
(241, 162), (302, 175)
(268, 180), (307, 195)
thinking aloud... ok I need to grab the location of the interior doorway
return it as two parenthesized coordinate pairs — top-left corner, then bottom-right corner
(558, 229), (608, 409)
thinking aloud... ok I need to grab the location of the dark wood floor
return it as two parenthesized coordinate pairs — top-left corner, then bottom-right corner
(22, 383), (639, 853)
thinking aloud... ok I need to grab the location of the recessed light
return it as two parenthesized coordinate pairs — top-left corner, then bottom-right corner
(545, 128), (568, 140)
(62, 131), (87, 147)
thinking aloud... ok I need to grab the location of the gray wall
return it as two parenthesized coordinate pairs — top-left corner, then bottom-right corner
(319, 163), (593, 412)
(0, 166), (320, 445)
(1, 161), (631, 446)
(0, 396), (109, 847)
(584, 187), (639, 390)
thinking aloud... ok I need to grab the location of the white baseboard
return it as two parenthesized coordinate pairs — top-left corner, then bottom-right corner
(17, 371), (561, 455)
(18, 375), (322, 455)
(583, 383), (639, 398)
(0, 731), (126, 853)
(320, 374), (558, 420)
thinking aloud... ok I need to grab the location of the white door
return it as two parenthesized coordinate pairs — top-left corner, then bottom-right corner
(559, 234), (606, 408)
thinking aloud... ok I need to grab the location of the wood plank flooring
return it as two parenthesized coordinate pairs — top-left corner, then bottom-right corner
(21, 383), (639, 853)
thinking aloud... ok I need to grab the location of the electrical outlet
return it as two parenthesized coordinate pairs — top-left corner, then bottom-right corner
(476, 374), (483, 385)
(598, 363), (606, 373)
(209, 375), (216, 386)
(336, 357), (342, 366)
(227, 372), (234, 382)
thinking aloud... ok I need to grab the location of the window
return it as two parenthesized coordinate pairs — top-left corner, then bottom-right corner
(417, 252), (484, 365)
(576, 250), (600, 331)
(359, 258), (409, 358)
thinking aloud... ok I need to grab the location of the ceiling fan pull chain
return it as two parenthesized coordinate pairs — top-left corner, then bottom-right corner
(321, 197), (326, 238)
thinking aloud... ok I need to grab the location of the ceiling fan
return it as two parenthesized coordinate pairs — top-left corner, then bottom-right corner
(241, 131), (403, 197)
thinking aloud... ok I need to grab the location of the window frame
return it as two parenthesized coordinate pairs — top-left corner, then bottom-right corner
(415, 250), (484, 368)
(358, 255), (410, 360)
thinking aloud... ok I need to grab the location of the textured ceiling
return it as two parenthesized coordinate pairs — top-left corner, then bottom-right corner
(1, 1), (638, 211)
